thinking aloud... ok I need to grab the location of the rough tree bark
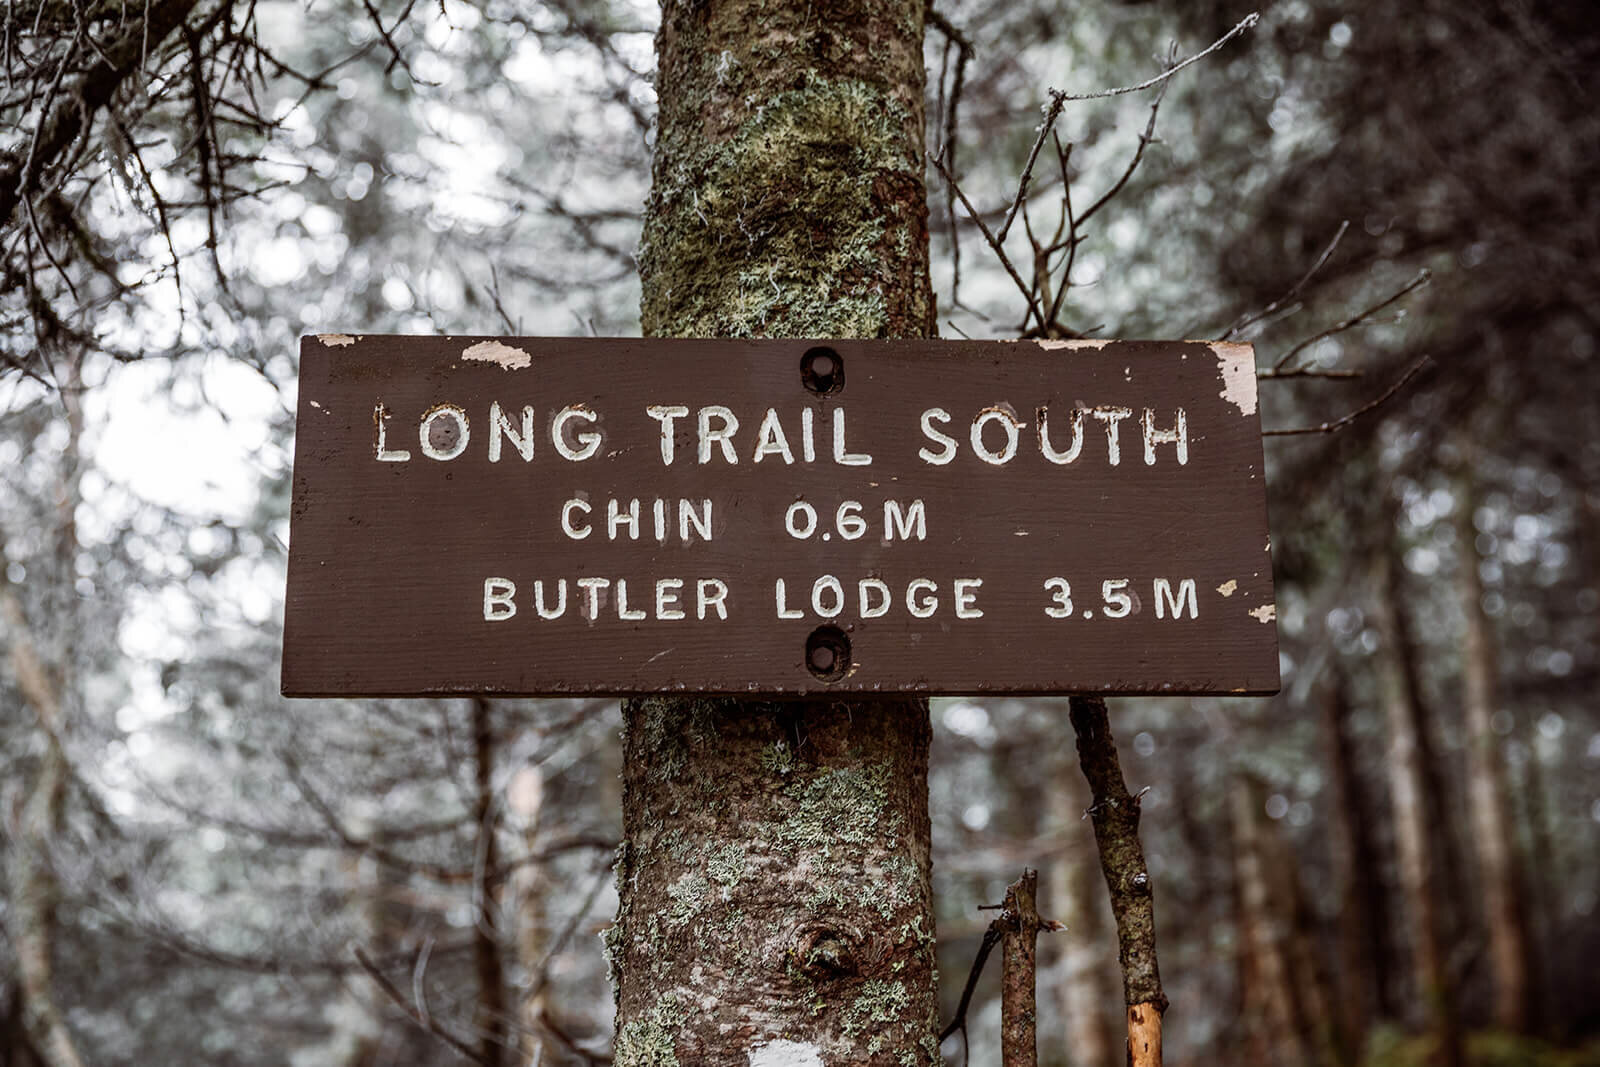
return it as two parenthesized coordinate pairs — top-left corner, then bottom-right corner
(1455, 479), (1533, 1032)
(1068, 696), (1166, 1067)
(1371, 555), (1463, 1067)
(1000, 869), (1046, 1067)
(610, 0), (938, 1061)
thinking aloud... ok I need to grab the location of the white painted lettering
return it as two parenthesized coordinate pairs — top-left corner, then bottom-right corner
(608, 497), (640, 540)
(918, 407), (957, 465)
(1101, 578), (1133, 618)
(836, 501), (866, 540)
(697, 579), (729, 620)
(1044, 577), (1074, 618)
(775, 579), (803, 619)
(488, 401), (536, 462)
(800, 407), (817, 463)
(883, 499), (926, 542)
(1142, 408), (1188, 466)
(785, 501), (818, 539)
(859, 578), (891, 619)
(420, 404), (470, 461)
(954, 578), (984, 619)
(655, 579), (685, 620)
(971, 409), (1021, 465)
(553, 406), (602, 461)
(616, 579), (646, 620)
(577, 577), (610, 620)
(561, 498), (592, 540)
(646, 404), (689, 465)
(534, 579), (567, 619)
(483, 577), (516, 621)
(907, 578), (938, 618)
(1154, 577), (1198, 619)
(374, 402), (411, 462)
(812, 575), (845, 619)
(832, 408), (872, 466)
(698, 405), (739, 464)
(681, 499), (713, 543)
(753, 407), (795, 464)
(653, 498), (668, 542)
(1091, 406), (1133, 466)
(1038, 405), (1085, 464)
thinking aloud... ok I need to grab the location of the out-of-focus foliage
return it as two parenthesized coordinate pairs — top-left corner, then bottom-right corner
(1, 0), (1596, 1063)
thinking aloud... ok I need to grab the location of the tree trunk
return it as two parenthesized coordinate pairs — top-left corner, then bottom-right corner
(1370, 556), (1462, 1067)
(1047, 765), (1119, 1067)
(1456, 486), (1533, 1032)
(1, 357), (86, 1067)
(612, 0), (937, 1061)
(506, 761), (549, 1064)
(471, 698), (509, 1064)
(1067, 697), (1166, 1067)
(1318, 670), (1396, 1055)
(1229, 776), (1313, 1067)
(1001, 869), (1045, 1067)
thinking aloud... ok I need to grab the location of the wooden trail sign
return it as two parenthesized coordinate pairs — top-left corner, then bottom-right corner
(281, 336), (1279, 697)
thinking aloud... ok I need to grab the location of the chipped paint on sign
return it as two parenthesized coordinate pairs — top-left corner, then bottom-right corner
(1036, 338), (1112, 351)
(317, 334), (356, 347)
(747, 1039), (824, 1067)
(1249, 603), (1277, 623)
(1216, 579), (1238, 597)
(1212, 341), (1257, 416)
(462, 339), (532, 370)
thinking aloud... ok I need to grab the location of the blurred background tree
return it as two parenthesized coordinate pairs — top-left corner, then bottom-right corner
(0, 0), (1595, 1064)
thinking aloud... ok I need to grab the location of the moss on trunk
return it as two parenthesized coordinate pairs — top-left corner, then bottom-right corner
(615, 1), (937, 1061)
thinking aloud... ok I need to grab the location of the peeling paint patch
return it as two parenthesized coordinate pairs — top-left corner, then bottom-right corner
(462, 339), (532, 371)
(1036, 338), (1111, 351)
(317, 333), (356, 347)
(1249, 603), (1277, 623)
(747, 1040), (823, 1067)
(1216, 579), (1238, 597)
(1212, 342), (1257, 416)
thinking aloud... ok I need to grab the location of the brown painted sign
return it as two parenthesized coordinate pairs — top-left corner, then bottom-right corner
(282, 336), (1279, 697)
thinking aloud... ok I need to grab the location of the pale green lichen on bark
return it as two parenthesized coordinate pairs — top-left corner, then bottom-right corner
(614, 991), (692, 1067)
(640, 76), (926, 339)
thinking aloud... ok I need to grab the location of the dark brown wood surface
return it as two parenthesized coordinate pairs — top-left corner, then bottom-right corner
(282, 336), (1279, 697)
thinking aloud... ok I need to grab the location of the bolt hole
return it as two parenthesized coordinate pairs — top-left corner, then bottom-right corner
(805, 624), (851, 682)
(801, 346), (844, 395)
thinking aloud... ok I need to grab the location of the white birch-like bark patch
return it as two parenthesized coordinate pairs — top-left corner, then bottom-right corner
(748, 1039), (824, 1067)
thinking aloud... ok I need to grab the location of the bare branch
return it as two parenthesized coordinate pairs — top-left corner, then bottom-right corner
(1221, 220), (1349, 340)
(933, 151), (1049, 331)
(1050, 13), (1258, 102)
(1263, 356), (1433, 436)
(355, 946), (495, 1065)
(1271, 268), (1431, 371)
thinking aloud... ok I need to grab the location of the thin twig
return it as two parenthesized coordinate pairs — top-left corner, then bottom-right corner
(939, 919), (1006, 1055)
(1075, 53), (1173, 231)
(933, 151), (1048, 331)
(998, 94), (1065, 245)
(355, 946), (494, 1065)
(1272, 268), (1431, 371)
(1263, 356), (1432, 436)
(1221, 220), (1349, 340)
(1049, 13), (1258, 102)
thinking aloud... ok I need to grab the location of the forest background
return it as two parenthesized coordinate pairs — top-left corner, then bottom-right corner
(0, 0), (1596, 1064)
